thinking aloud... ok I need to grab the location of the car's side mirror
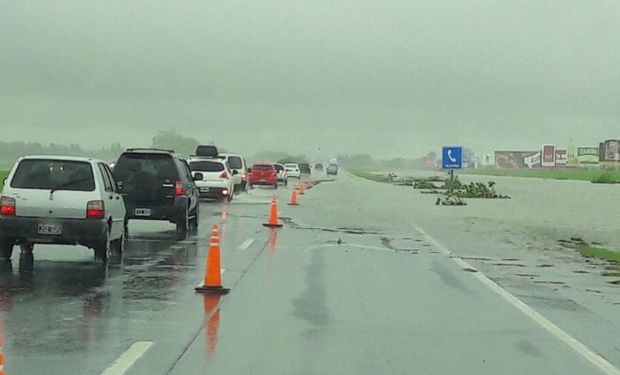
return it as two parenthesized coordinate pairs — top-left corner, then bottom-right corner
(247, 168), (252, 173)
(116, 181), (123, 191)
(232, 170), (238, 176)
(193, 172), (203, 181)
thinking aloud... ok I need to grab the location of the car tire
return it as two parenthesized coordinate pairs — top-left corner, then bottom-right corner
(108, 234), (124, 265)
(19, 242), (34, 273)
(189, 204), (199, 233)
(273, 183), (278, 189)
(123, 218), (129, 239)
(176, 208), (189, 240)
(0, 238), (14, 261)
(94, 231), (110, 264)
(284, 179), (288, 187)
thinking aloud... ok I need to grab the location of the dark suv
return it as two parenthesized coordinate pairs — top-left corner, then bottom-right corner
(113, 149), (200, 240)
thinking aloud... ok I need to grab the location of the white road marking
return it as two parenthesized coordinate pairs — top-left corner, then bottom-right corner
(238, 238), (255, 250)
(101, 341), (153, 375)
(411, 223), (620, 375)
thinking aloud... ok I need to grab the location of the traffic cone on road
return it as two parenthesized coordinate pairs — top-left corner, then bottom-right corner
(196, 225), (230, 295)
(0, 321), (5, 375)
(288, 189), (299, 206)
(298, 182), (305, 195)
(263, 198), (283, 228)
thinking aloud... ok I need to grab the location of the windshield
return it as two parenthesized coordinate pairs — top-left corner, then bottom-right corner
(113, 153), (177, 184)
(10, 159), (95, 191)
(227, 156), (242, 169)
(252, 164), (273, 171)
(190, 161), (225, 172)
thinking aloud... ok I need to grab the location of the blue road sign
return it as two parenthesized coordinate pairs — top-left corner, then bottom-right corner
(442, 146), (463, 169)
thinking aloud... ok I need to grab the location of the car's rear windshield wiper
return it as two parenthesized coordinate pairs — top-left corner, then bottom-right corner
(50, 178), (90, 194)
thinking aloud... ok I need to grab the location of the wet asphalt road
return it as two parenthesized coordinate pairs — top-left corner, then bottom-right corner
(0, 173), (617, 374)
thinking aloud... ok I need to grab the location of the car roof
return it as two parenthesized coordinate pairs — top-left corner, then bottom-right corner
(285, 163), (298, 166)
(190, 158), (226, 164)
(274, 163), (284, 167)
(253, 162), (274, 166)
(18, 155), (103, 164)
(123, 148), (176, 154)
(219, 153), (243, 158)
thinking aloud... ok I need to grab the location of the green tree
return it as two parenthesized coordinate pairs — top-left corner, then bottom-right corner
(151, 130), (200, 156)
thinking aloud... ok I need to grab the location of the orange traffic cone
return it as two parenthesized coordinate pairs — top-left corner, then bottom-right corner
(0, 321), (4, 375)
(263, 199), (283, 227)
(306, 180), (313, 189)
(288, 189), (299, 206)
(196, 225), (230, 294)
(298, 182), (305, 195)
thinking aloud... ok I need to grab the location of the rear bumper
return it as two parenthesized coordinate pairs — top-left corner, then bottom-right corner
(249, 179), (277, 185)
(198, 187), (230, 199)
(0, 216), (107, 245)
(125, 197), (187, 222)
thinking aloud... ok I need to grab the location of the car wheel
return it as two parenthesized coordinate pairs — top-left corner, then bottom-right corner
(19, 242), (34, 273)
(189, 204), (199, 233)
(176, 208), (189, 240)
(273, 183), (278, 189)
(0, 238), (14, 261)
(284, 179), (288, 187)
(123, 218), (129, 239)
(94, 231), (110, 264)
(108, 234), (124, 265)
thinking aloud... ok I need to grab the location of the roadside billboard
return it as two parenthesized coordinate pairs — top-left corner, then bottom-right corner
(601, 140), (620, 162)
(555, 149), (567, 166)
(541, 144), (555, 167)
(577, 147), (599, 164)
(494, 151), (541, 169)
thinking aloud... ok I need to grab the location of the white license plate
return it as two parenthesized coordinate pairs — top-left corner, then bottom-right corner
(134, 208), (151, 217)
(38, 224), (62, 235)
(200, 188), (210, 192)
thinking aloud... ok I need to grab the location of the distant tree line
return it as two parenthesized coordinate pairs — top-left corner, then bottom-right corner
(0, 141), (125, 166)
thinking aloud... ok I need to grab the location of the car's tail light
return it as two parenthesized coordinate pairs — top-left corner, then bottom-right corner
(175, 180), (186, 196)
(219, 171), (229, 179)
(87, 200), (105, 219)
(0, 196), (16, 216)
(223, 189), (229, 196)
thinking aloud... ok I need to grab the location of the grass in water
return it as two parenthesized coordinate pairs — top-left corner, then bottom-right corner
(578, 245), (620, 262)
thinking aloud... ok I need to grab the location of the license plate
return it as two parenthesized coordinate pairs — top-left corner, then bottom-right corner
(135, 208), (151, 217)
(200, 187), (210, 192)
(38, 224), (62, 235)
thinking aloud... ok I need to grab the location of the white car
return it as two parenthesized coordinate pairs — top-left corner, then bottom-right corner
(189, 157), (235, 201)
(274, 163), (288, 186)
(0, 155), (127, 270)
(219, 153), (248, 193)
(284, 163), (301, 178)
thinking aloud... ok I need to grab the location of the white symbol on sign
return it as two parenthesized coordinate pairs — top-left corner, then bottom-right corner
(448, 149), (457, 163)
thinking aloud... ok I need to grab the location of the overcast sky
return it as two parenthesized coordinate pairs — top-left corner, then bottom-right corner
(1, 0), (619, 158)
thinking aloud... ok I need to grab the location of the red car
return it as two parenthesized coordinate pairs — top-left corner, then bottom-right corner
(248, 163), (278, 189)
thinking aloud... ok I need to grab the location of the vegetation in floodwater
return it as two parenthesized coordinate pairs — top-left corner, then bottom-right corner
(461, 168), (620, 183)
(0, 170), (7, 189)
(578, 245), (620, 262)
(591, 173), (620, 184)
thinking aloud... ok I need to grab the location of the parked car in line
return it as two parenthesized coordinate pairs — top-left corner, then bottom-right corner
(314, 163), (324, 171)
(298, 162), (311, 175)
(284, 163), (301, 178)
(248, 163), (278, 189)
(219, 153), (248, 193)
(0, 155), (126, 270)
(189, 157), (235, 201)
(326, 162), (338, 175)
(273, 163), (288, 186)
(112, 148), (200, 240)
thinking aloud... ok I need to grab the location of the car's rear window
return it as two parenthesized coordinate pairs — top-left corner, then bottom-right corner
(227, 156), (242, 169)
(274, 164), (284, 171)
(113, 153), (178, 183)
(190, 161), (225, 172)
(252, 164), (273, 171)
(10, 159), (95, 191)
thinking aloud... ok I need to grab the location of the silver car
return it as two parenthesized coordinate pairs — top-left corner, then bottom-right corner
(0, 155), (126, 270)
